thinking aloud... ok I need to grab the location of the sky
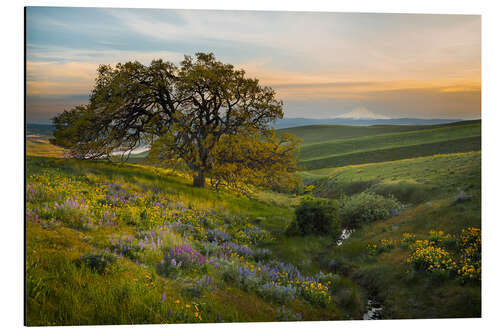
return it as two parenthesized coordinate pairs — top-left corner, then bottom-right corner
(26, 7), (481, 123)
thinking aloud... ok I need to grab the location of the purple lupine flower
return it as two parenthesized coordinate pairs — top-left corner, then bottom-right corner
(160, 293), (166, 303)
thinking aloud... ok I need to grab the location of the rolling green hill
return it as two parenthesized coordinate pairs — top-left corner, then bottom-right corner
(278, 120), (478, 146)
(299, 136), (480, 170)
(293, 151), (481, 319)
(301, 151), (481, 203)
(25, 121), (481, 323)
(280, 120), (480, 170)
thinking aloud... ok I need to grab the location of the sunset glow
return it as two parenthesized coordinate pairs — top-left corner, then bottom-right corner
(26, 7), (481, 123)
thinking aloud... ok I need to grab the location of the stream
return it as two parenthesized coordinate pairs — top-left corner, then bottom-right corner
(363, 299), (383, 320)
(335, 230), (383, 320)
(336, 229), (353, 246)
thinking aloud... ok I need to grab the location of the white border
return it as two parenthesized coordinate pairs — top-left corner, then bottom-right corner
(2, 1), (499, 332)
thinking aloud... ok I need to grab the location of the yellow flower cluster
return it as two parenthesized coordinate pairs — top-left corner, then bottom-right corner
(402, 233), (416, 241)
(404, 228), (481, 282)
(407, 240), (457, 272)
(428, 230), (453, 245)
(367, 239), (398, 255)
(293, 279), (332, 306)
(456, 227), (481, 281)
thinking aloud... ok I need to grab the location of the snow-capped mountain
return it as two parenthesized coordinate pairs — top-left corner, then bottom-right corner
(335, 107), (391, 120)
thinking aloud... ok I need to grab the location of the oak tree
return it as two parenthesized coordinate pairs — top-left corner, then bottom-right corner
(51, 53), (298, 188)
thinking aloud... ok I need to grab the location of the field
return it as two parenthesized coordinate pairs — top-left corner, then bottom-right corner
(279, 120), (480, 170)
(25, 120), (481, 325)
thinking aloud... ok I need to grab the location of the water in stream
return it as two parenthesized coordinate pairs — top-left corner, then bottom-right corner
(336, 229), (353, 246)
(336, 229), (383, 319)
(363, 299), (383, 320)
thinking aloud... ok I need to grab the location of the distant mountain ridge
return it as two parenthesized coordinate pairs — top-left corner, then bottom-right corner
(27, 118), (471, 136)
(272, 117), (465, 129)
(27, 123), (55, 137)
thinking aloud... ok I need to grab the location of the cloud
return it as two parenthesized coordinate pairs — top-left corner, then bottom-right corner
(26, 61), (96, 96)
(27, 45), (185, 65)
(25, 8), (481, 122)
(26, 48), (186, 96)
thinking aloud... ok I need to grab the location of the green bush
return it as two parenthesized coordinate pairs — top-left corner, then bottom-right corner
(76, 252), (117, 274)
(340, 192), (403, 229)
(370, 181), (431, 204)
(287, 198), (341, 238)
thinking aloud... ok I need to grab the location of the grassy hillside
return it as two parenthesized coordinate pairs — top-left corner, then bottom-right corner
(278, 120), (478, 146)
(293, 151), (481, 318)
(302, 151), (480, 204)
(26, 156), (363, 325)
(25, 118), (481, 324)
(323, 196), (481, 319)
(299, 122), (480, 161)
(26, 137), (66, 158)
(299, 136), (480, 170)
(284, 120), (481, 170)
(26, 136), (150, 163)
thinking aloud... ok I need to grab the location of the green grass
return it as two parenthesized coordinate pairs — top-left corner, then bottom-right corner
(326, 194), (481, 319)
(26, 137), (66, 158)
(299, 121), (480, 161)
(299, 136), (480, 170)
(25, 118), (482, 324)
(289, 148), (481, 319)
(278, 120), (479, 146)
(278, 120), (481, 170)
(302, 151), (480, 203)
(26, 156), (352, 326)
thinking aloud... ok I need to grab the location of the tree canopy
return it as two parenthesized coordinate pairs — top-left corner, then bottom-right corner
(51, 52), (300, 188)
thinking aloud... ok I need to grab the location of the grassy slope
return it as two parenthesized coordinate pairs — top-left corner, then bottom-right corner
(294, 151), (481, 318)
(278, 120), (479, 146)
(328, 193), (481, 319)
(281, 120), (480, 170)
(299, 136), (480, 170)
(25, 120), (481, 322)
(27, 156), (356, 326)
(299, 122), (480, 161)
(302, 151), (481, 201)
(26, 137), (66, 158)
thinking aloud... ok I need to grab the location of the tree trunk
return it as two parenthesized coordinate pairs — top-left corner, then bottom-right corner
(193, 169), (205, 188)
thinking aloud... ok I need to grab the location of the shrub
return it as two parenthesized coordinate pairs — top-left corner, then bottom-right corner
(287, 198), (341, 238)
(158, 244), (208, 277)
(76, 252), (117, 274)
(163, 244), (207, 268)
(406, 240), (457, 274)
(295, 279), (331, 307)
(253, 248), (273, 262)
(53, 197), (93, 230)
(370, 182), (431, 204)
(340, 192), (403, 229)
(259, 281), (297, 304)
(220, 261), (262, 291)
